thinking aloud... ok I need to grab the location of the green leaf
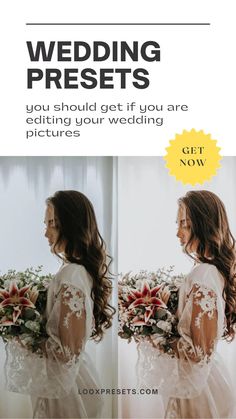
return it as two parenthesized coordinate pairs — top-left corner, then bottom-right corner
(24, 308), (36, 320)
(152, 326), (165, 334)
(156, 309), (168, 320)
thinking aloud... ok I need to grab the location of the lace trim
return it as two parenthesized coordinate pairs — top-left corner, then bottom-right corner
(5, 339), (80, 398)
(165, 398), (180, 419)
(62, 284), (85, 329)
(46, 338), (80, 366)
(192, 283), (217, 329)
(33, 398), (47, 418)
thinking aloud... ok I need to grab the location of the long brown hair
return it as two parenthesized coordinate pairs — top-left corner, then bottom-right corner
(46, 190), (115, 341)
(179, 190), (236, 340)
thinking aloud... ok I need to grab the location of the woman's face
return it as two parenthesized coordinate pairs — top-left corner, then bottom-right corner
(176, 204), (198, 253)
(44, 204), (64, 253)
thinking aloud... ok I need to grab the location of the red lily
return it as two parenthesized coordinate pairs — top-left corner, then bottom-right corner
(128, 282), (166, 325)
(127, 282), (164, 302)
(0, 281), (35, 324)
(128, 282), (166, 308)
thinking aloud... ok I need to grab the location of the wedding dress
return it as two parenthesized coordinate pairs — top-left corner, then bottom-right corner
(4, 263), (104, 418)
(137, 263), (235, 418)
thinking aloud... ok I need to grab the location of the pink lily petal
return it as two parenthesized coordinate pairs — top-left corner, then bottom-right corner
(128, 297), (166, 309)
(128, 298), (147, 309)
(149, 297), (166, 307)
(127, 290), (142, 301)
(18, 297), (35, 307)
(19, 285), (31, 297)
(0, 298), (15, 307)
(13, 307), (22, 323)
(0, 316), (14, 326)
(144, 307), (154, 323)
(127, 294), (136, 302)
(150, 284), (163, 297)
(0, 297), (35, 308)
(0, 289), (10, 299)
(132, 315), (141, 322)
(141, 282), (151, 298)
(131, 290), (142, 298)
(0, 319), (15, 326)
(9, 282), (19, 297)
(28, 287), (39, 305)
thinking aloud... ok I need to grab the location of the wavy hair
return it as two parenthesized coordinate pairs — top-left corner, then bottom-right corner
(46, 190), (115, 341)
(178, 190), (236, 341)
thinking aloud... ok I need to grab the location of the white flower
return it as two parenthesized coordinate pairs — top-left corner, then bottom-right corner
(3, 279), (11, 288)
(156, 320), (172, 333)
(152, 334), (166, 346)
(25, 320), (41, 333)
(135, 279), (145, 290)
(20, 333), (34, 345)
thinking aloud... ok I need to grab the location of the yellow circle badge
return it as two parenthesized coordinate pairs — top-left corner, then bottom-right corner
(164, 129), (221, 185)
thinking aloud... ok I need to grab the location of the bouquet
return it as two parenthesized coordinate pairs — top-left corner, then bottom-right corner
(118, 267), (184, 354)
(0, 266), (53, 353)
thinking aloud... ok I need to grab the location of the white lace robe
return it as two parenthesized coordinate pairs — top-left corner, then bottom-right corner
(4, 263), (104, 418)
(137, 263), (235, 418)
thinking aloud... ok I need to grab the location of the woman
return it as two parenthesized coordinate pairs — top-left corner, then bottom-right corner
(139, 190), (236, 418)
(5, 190), (115, 418)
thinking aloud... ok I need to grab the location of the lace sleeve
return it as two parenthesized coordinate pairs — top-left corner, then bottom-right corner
(5, 283), (88, 399)
(137, 282), (220, 398)
(54, 284), (86, 362)
(177, 283), (217, 363)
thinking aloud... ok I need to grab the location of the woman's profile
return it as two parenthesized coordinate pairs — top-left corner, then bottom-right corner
(5, 190), (115, 418)
(140, 190), (236, 418)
